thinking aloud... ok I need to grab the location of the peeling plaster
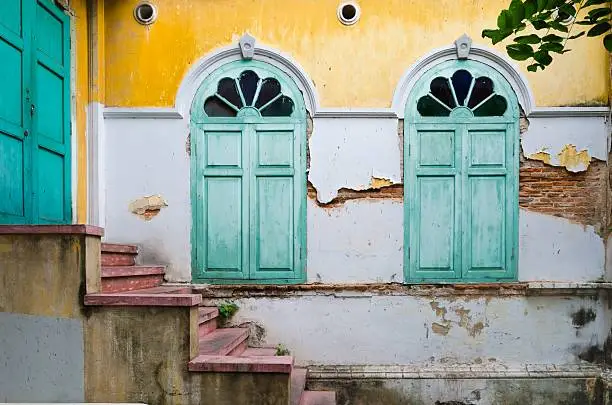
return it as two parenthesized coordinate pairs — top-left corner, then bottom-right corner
(521, 115), (608, 172)
(128, 195), (168, 221)
(526, 144), (592, 172)
(308, 117), (401, 204)
(429, 300), (487, 338)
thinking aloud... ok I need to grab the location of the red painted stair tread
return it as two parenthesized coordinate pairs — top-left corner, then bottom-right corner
(188, 354), (293, 373)
(198, 306), (219, 322)
(101, 266), (165, 277)
(101, 243), (138, 254)
(290, 368), (307, 405)
(199, 328), (249, 356)
(240, 347), (278, 357)
(300, 391), (336, 405)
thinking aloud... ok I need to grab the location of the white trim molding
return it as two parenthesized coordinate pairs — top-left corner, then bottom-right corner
(528, 106), (610, 118)
(103, 107), (183, 119)
(174, 38), (320, 118)
(391, 42), (536, 118)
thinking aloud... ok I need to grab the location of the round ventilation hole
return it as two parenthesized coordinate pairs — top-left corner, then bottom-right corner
(337, 2), (360, 26)
(134, 2), (157, 25)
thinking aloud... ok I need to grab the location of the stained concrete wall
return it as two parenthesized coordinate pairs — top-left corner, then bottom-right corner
(0, 232), (101, 402)
(227, 292), (612, 367)
(85, 306), (290, 405)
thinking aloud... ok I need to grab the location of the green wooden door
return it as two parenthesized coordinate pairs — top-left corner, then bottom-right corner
(405, 61), (519, 282)
(191, 62), (306, 283)
(0, 0), (70, 224)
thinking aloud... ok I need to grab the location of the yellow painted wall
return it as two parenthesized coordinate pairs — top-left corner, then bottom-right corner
(103, 0), (609, 109)
(72, 0), (89, 223)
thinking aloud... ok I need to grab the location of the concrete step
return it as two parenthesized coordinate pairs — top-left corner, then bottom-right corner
(199, 328), (249, 356)
(291, 368), (307, 405)
(300, 391), (336, 405)
(241, 347), (277, 357)
(101, 243), (138, 266)
(101, 265), (165, 293)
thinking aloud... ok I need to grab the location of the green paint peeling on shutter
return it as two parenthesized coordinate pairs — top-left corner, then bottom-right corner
(404, 60), (519, 283)
(0, 0), (71, 224)
(190, 61), (307, 284)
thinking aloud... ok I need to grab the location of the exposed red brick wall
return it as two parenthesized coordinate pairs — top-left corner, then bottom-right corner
(519, 159), (608, 227)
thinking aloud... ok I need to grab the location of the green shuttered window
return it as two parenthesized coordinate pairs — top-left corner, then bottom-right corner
(191, 61), (307, 284)
(0, 0), (71, 224)
(404, 60), (519, 283)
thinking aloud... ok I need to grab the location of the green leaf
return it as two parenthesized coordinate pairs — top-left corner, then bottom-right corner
(527, 63), (545, 72)
(515, 34), (542, 44)
(514, 22), (528, 33)
(532, 19), (550, 29)
(588, 22), (611, 36)
(568, 31), (585, 39)
(541, 33), (564, 42)
(540, 42), (565, 52)
(559, 4), (577, 18)
(506, 43), (535, 60)
(584, 0), (609, 7)
(509, 0), (526, 26)
(497, 10), (511, 30)
(524, 0), (538, 18)
(537, 0), (549, 11)
(549, 21), (569, 32)
(604, 33), (612, 52)
(534, 50), (553, 65)
(588, 7), (611, 21)
(482, 28), (514, 44)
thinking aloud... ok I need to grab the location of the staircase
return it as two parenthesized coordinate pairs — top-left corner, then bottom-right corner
(86, 242), (336, 405)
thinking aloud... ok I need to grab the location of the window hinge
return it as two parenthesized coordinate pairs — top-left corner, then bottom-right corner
(408, 247), (411, 259)
(407, 144), (411, 156)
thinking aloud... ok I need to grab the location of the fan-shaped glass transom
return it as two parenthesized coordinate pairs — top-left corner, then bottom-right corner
(204, 70), (295, 117)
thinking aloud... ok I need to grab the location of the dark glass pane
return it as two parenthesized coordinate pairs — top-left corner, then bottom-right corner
(467, 76), (494, 109)
(239, 70), (259, 106)
(260, 95), (294, 116)
(451, 69), (472, 106)
(255, 78), (282, 109)
(430, 77), (456, 109)
(417, 95), (451, 117)
(204, 96), (237, 117)
(217, 77), (242, 109)
(473, 94), (507, 116)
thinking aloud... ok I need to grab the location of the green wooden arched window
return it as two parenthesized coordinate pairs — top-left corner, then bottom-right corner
(404, 60), (519, 283)
(190, 60), (307, 284)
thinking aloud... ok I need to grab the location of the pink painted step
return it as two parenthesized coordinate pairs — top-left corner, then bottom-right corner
(199, 307), (219, 337)
(199, 328), (249, 356)
(101, 265), (165, 293)
(241, 347), (277, 357)
(291, 368), (307, 405)
(84, 290), (202, 307)
(300, 391), (336, 405)
(101, 243), (138, 266)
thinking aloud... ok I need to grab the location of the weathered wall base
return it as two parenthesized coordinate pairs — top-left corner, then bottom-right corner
(308, 376), (605, 405)
(85, 306), (289, 405)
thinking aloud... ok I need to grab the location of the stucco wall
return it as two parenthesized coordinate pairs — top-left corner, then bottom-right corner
(0, 232), (101, 402)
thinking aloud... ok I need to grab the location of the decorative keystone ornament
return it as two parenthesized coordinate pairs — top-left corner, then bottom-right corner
(239, 33), (256, 60)
(454, 34), (472, 60)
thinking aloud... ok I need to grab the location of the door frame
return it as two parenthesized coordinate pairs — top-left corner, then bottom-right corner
(189, 60), (307, 284)
(403, 59), (520, 283)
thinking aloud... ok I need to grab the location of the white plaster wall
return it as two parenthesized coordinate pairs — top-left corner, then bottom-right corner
(103, 115), (606, 283)
(233, 294), (609, 366)
(521, 114), (609, 169)
(308, 116), (401, 204)
(518, 210), (605, 282)
(104, 117), (192, 281)
(307, 199), (403, 283)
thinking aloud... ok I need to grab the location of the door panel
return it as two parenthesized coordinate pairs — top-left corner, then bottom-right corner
(415, 177), (457, 277)
(0, 0), (29, 224)
(33, 0), (70, 224)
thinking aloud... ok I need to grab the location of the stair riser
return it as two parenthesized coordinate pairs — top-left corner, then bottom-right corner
(228, 339), (249, 356)
(199, 318), (218, 337)
(101, 253), (136, 267)
(101, 274), (164, 293)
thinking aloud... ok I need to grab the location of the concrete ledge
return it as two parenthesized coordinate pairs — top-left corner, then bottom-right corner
(307, 364), (604, 380)
(0, 225), (104, 236)
(192, 281), (612, 298)
(84, 292), (202, 307)
(189, 355), (293, 373)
